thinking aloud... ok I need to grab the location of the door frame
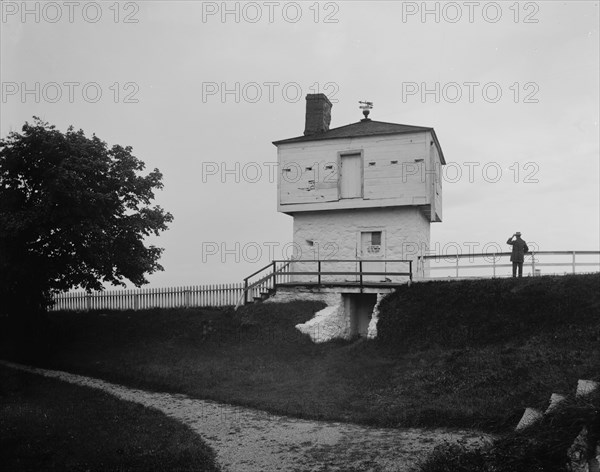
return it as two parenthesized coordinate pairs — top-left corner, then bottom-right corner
(337, 150), (364, 200)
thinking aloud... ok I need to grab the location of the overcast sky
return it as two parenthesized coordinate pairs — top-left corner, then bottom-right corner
(2, 1), (599, 287)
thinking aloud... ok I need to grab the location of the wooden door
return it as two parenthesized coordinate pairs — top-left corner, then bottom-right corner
(340, 154), (363, 199)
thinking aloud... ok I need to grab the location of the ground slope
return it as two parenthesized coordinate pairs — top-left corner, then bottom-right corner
(1, 274), (598, 433)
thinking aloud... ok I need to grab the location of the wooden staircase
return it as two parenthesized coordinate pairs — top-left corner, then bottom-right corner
(251, 288), (276, 304)
(235, 261), (292, 310)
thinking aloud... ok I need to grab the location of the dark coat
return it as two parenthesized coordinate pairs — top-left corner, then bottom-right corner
(507, 237), (529, 262)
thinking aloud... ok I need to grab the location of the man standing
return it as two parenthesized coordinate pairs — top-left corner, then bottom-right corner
(507, 232), (529, 278)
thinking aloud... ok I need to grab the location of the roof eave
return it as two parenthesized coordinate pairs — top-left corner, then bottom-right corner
(429, 129), (446, 165)
(273, 127), (434, 146)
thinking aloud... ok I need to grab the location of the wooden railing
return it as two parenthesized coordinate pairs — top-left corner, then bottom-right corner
(55, 251), (595, 311)
(236, 260), (293, 308)
(52, 283), (244, 311)
(275, 259), (413, 285)
(235, 259), (413, 309)
(416, 250), (600, 279)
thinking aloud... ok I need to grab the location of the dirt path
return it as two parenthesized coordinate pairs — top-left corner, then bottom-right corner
(1, 360), (489, 472)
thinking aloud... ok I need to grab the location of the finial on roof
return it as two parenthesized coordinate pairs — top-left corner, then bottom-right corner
(359, 100), (373, 121)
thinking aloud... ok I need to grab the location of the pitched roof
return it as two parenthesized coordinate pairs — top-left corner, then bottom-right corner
(273, 119), (446, 164)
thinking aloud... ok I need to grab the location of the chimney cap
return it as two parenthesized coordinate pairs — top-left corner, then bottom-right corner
(306, 93), (332, 105)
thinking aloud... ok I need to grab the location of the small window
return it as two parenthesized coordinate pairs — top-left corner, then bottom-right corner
(371, 231), (382, 246)
(361, 231), (383, 255)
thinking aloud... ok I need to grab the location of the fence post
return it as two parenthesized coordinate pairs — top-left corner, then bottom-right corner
(531, 252), (536, 276)
(318, 260), (321, 285)
(409, 260), (413, 282)
(184, 288), (190, 308)
(86, 293), (91, 312)
(572, 251), (576, 274)
(359, 260), (363, 286)
(455, 255), (459, 278)
(492, 253), (496, 277)
(134, 293), (139, 310)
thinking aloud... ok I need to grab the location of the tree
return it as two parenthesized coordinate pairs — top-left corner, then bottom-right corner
(0, 118), (174, 318)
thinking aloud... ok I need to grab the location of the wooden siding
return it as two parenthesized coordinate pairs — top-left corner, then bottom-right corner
(429, 131), (443, 222)
(277, 132), (443, 214)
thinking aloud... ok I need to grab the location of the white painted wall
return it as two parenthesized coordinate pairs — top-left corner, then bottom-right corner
(429, 132), (443, 222)
(290, 206), (430, 283)
(276, 132), (444, 221)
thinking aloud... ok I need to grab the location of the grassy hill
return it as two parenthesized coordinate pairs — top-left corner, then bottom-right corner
(1, 274), (598, 435)
(0, 365), (221, 471)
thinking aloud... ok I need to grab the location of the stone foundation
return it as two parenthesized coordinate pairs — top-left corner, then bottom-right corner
(267, 287), (386, 343)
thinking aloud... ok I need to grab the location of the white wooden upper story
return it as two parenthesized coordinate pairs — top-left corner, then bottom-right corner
(273, 121), (445, 222)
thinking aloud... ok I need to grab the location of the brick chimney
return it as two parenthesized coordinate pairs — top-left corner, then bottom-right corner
(304, 94), (332, 136)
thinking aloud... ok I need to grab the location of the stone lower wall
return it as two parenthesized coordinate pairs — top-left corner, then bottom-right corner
(291, 206), (430, 282)
(267, 287), (388, 343)
(264, 287), (341, 306)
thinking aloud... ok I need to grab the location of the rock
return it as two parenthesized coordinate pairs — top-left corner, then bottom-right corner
(366, 294), (385, 340)
(591, 444), (600, 472)
(568, 427), (589, 472)
(515, 407), (543, 431)
(576, 380), (599, 397)
(295, 303), (351, 343)
(545, 393), (567, 414)
(567, 426), (600, 472)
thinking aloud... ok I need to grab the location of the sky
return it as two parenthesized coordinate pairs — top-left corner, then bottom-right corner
(1, 1), (599, 288)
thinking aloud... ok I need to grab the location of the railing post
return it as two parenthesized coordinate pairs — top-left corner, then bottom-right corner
(318, 260), (321, 285)
(531, 252), (536, 276)
(409, 260), (413, 282)
(572, 251), (576, 274)
(359, 260), (363, 287)
(272, 261), (277, 289)
(243, 278), (248, 305)
(455, 255), (459, 278)
(492, 253), (496, 277)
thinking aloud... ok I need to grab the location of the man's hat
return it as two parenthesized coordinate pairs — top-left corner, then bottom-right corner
(516, 232), (522, 236)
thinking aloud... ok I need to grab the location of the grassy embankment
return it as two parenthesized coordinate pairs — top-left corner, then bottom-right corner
(1, 273), (598, 435)
(0, 365), (220, 472)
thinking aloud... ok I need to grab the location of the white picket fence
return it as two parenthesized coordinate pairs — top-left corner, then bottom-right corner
(52, 283), (244, 311)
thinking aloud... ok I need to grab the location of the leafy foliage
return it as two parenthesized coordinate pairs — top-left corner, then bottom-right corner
(0, 118), (173, 316)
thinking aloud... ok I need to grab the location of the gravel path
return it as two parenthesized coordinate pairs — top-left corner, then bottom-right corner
(1, 360), (489, 472)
